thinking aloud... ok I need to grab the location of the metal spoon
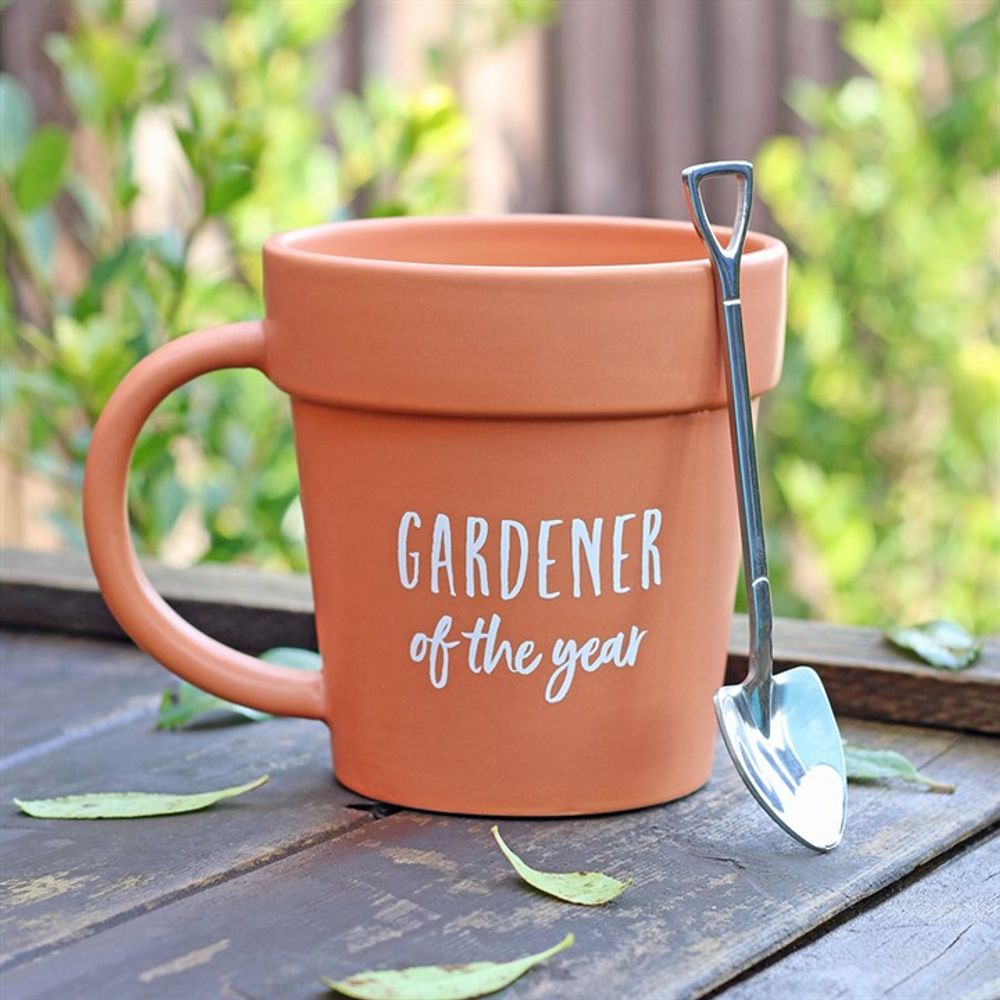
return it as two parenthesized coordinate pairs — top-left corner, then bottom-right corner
(681, 160), (847, 852)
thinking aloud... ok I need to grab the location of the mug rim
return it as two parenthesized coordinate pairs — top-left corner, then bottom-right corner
(264, 213), (786, 279)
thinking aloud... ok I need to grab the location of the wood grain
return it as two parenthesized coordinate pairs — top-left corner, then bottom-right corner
(0, 547), (316, 653)
(727, 614), (1000, 735)
(718, 832), (1000, 1000)
(702, 0), (782, 229)
(0, 717), (364, 969)
(645, 0), (707, 220)
(4, 548), (996, 733)
(3, 714), (997, 999)
(0, 632), (166, 761)
(554, 0), (642, 215)
(0, 632), (363, 968)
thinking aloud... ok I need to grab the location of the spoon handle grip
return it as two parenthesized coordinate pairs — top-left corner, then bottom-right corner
(681, 161), (773, 688)
(681, 160), (753, 299)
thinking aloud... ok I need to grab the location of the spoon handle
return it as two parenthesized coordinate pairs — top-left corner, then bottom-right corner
(681, 161), (773, 692)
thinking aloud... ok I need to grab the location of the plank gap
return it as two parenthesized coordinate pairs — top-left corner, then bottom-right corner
(3, 548), (997, 734)
(702, 820), (1000, 999)
(344, 801), (405, 820)
(0, 811), (377, 974)
(2, 718), (996, 997)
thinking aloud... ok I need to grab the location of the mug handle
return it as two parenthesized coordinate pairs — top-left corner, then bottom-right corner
(83, 321), (326, 720)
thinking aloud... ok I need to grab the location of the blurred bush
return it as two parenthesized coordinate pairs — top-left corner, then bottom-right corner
(1, 0), (552, 570)
(2, 0), (995, 634)
(758, 0), (998, 631)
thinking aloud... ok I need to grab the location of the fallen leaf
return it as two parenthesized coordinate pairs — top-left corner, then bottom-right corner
(885, 620), (981, 670)
(156, 647), (321, 729)
(156, 682), (269, 730)
(843, 744), (954, 794)
(320, 932), (573, 1000)
(14, 775), (269, 819)
(491, 825), (631, 905)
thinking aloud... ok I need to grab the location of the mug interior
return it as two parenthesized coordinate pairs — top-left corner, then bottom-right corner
(270, 215), (774, 270)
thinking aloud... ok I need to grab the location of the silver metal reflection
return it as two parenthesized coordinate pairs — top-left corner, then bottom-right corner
(681, 160), (847, 852)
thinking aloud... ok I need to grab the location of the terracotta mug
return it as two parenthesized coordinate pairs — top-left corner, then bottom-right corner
(83, 215), (786, 816)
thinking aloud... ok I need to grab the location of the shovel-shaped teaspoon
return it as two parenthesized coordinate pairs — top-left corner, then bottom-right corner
(681, 160), (847, 851)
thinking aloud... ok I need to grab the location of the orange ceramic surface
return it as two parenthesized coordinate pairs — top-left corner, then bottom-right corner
(83, 215), (787, 815)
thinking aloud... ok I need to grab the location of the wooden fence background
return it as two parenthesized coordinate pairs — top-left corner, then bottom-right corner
(464, 0), (850, 222)
(3, 0), (851, 222)
(0, 0), (851, 549)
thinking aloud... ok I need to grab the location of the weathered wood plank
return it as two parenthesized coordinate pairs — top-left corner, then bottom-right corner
(0, 547), (316, 653)
(726, 615), (1000, 735)
(5, 548), (996, 733)
(0, 713), (369, 968)
(553, 0), (642, 215)
(719, 832), (1000, 999)
(645, 0), (707, 221)
(0, 631), (369, 968)
(700, 0), (783, 229)
(0, 632), (167, 761)
(3, 719), (997, 999)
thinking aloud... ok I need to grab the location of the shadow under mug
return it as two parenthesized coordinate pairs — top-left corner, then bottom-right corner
(83, 215), (787, 816)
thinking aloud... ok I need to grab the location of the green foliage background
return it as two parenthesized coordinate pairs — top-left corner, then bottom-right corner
(1, 0), (996, 632)
(1, 0), (553, 571)
(756, 0), (998, 632)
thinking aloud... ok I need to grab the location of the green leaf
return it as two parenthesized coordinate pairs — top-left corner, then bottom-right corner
(20, 208), (56, 276)
(13, 125), (70, 212)
(156, 647), (321, 729)
(14, 775), (268, 819)
(259, 646), (323, 670)
(0, 73), (34, 175)
(491, 826), (631, 905)
(320, 932), (574, 1000)
(156, 681), (270, 730)
(203, 163), (254, 214)
(844, 743), (954, 794)
(885, 620), (982, 670)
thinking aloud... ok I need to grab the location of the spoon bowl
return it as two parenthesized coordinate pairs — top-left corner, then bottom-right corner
(715, 667), (846, 851)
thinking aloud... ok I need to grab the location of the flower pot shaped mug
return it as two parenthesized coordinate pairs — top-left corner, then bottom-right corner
(83, 215), (786, 816)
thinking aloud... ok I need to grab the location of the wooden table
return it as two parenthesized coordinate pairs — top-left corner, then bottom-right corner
(2, 550), (998, 999)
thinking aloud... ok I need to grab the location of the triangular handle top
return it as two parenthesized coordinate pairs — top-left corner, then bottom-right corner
(681, 160), (754, 302)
